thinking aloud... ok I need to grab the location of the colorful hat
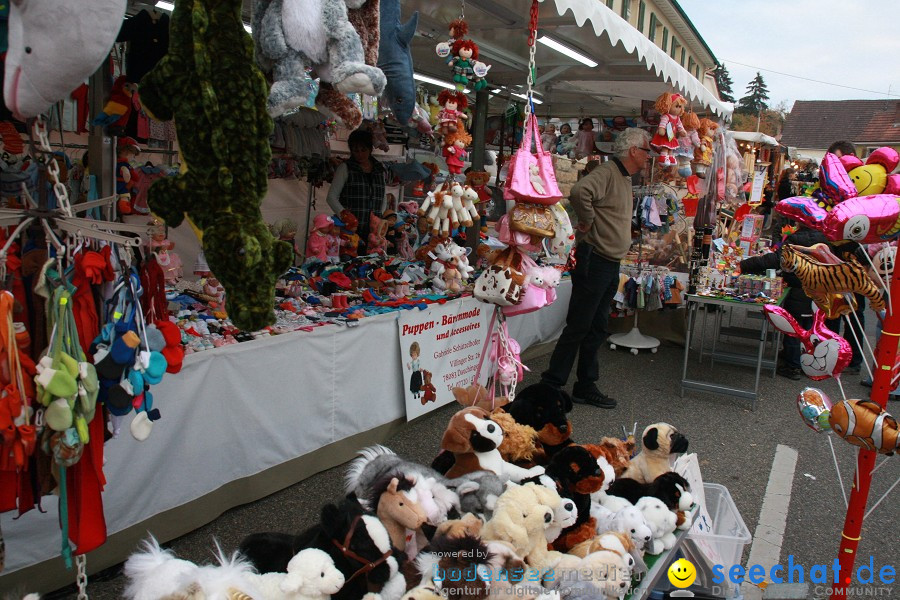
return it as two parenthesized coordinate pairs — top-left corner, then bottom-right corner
(312, 214), (335, 231)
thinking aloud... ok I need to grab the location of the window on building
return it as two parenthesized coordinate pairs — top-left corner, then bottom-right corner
(681, 48), (686, 66)
(649, 13), (657, 41)
(670, 36), (678, 58)
(621, 0), (631, 19)
(688, 56), (695, 73)
(694, 65), (700, 78)
(662, 27), (668, 51)
(637, 1), (645, 31)
(606, 0), (614, 9)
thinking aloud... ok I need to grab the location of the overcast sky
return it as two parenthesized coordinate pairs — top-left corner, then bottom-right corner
(677, 0), (900, 110)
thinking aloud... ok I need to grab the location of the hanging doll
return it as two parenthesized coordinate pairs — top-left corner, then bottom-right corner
(92, 75), (138, 135)
(443, 129), (472, 176)
(148, 218), (184, 284)
(574, 118), (597, 159)
(115, 137), (141, 214)
(305, 213), (335, 262)
(367, 212), (389, 255)
(693, 118), (718, 179)
(448, 39), (488, 91)
(675, 110), (701, 179)
(541, 123), (558, 153)
(436, 89), (468, 136)
(556, 122), (575, 157)
(651, 92), (688, 166)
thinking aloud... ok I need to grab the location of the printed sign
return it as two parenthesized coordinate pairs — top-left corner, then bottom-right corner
(398, 299), (494, 420)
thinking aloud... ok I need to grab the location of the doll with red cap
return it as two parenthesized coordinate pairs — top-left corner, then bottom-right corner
(651, 92), (688, 166)
(305, 213), (335, 262)
(116, 137), (141, 214)
(338, 209), (361, 261)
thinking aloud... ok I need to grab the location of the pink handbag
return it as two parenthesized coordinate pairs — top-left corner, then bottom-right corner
(504, 113), (563, 205)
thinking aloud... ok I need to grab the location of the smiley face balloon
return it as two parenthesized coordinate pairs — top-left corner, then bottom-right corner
(797, 388), (833, 433)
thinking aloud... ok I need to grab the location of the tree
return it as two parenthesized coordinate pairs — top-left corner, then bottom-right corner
(737, 72), (770, 115)
(713, 63), (735, 103)
(730, 101), (789, 137)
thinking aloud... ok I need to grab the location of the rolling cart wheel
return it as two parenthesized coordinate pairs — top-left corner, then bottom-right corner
(610, 344), (617, 351)
(631, 348), (639, 355)
(651, 347), (658, 354)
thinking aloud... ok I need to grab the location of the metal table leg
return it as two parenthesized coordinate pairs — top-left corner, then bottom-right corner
(752, 315), (767, 411)
(681, 302), (696, 399)
(698, 304), (707, 365)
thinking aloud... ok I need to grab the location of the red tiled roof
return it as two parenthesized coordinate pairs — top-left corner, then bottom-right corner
(780, 100), (900, 149)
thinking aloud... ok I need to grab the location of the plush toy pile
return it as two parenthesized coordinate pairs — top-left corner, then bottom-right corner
(122, 382), (698, 600)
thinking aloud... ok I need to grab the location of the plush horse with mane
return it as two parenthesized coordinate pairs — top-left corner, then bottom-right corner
(373, 475), (428, 558)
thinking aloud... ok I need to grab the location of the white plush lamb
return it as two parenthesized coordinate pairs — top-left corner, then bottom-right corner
(636, 496), (678, 555)
(246, 548), (345, 600)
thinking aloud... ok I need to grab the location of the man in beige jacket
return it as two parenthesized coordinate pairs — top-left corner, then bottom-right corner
(541, 128), (652, 408)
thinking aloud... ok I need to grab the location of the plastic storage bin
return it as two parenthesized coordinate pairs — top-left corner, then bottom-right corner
(686, 482), (752, 597)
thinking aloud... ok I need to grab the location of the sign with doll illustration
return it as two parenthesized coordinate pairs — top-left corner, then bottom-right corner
(398, 299), (494, 420)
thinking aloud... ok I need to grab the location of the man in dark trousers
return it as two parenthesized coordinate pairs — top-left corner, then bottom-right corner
(540, 128), (651, 408)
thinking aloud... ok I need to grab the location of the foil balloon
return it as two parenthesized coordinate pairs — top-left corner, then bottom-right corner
(764, 304), (852, 380)
(818, 152), (858, 203)
(796, 388), (833, 433)
(775, 194), (900, 244)
(849, 164), (889, 196)
(838, 154), (864, 172)
(865, 147), (900, 172)
(829, 399), (900, 455)
(886, 175), (900, 196)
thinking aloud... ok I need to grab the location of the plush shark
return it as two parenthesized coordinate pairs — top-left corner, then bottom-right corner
(378, 0), (418, 125)
(4, 0), (126, 119)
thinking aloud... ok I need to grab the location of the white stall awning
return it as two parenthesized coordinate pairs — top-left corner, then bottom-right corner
(731, 131), (779, 146)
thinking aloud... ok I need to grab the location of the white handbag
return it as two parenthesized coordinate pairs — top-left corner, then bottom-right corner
(474, 265), (526, 307)
(545, 203), (575, 260)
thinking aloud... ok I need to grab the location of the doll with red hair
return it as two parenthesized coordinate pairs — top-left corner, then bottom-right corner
(651, 92), (688, 166)
(693, 118), (718, 179)
(443, 129), (472, 176)
(449, 39), (488, 91)
(437, 90), (468, 136)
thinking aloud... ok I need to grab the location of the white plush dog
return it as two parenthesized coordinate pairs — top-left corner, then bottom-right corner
(246, 548), (345, 599)
(636, 497), (678, 555)
(590, 503), (653, 551)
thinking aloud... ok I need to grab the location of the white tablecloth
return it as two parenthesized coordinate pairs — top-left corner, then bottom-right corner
(1, 282), (571, 588)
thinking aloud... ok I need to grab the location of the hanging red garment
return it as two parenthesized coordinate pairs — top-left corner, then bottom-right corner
(140, 256), (168, 322)
(71, 84), (90, 134)
(0, 241), (30, 326)
(70, 249), (114, 359)
(66, 413), (107, 554)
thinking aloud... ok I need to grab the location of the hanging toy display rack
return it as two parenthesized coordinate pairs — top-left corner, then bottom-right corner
(830, 272), (900, 599)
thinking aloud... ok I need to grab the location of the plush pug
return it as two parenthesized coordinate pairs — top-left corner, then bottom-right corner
(439, 407), (544, 483)
(619, 423), (688, 484)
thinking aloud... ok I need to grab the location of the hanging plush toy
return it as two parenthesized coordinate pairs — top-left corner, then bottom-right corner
(692, 118), (717, 178)
(92, 76), (138, 135)
(378, 0), (419, 125)
(115, 137), (141, 215)
(650, 92), (687, 166)
(140, 0), (293, 331)
(436, 90), (468, 136)
(764, 306), (852, 380)
(251, 0), (387, 119)
(435, 18), (468, 57)
(448, 39), (488, 91)
(675, 111), (701, 178)
(443, 129), (472, 176)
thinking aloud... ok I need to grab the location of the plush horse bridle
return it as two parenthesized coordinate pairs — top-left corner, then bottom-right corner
(332, 514), (393, 583)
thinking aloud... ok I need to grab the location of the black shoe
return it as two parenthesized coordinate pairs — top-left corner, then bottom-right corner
(776, 365), (802, 381)
(572, 384), (617, 409)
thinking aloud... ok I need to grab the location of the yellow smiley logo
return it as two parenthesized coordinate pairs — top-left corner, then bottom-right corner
(668, 558), (697, 588)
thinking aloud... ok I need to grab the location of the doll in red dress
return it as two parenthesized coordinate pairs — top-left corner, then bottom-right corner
(443, 129), (472, 176)
(651, 92), (688, 166)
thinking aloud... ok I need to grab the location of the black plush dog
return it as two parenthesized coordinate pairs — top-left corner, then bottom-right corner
(506, 382), (574, 461)
(239, 498), (399, 600)
(607, 471), (692, 510)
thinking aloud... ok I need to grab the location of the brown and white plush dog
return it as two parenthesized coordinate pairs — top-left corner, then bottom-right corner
(440, 407), (545, 483)
(620, 423), (689, 485)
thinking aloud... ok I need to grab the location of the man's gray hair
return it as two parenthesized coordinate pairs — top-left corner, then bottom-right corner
(614, 128), (651, 159)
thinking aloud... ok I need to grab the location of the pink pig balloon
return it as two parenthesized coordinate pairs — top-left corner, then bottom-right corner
(818, 152), (858, 203)
(764, 305), (852, 380)
(776, 194), (900, 244)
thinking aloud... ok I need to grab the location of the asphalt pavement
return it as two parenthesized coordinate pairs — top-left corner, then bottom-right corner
(39, 307), (899, 600)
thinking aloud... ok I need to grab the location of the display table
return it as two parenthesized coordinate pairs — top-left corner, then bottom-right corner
(624, 505), (698, 600)
(680, 294), (781, 410)
(0, 283), (571, 592)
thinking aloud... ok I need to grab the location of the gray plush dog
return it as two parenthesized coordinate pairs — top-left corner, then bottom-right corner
(252, 0), (386, 117)
(445, 471), (504, 522)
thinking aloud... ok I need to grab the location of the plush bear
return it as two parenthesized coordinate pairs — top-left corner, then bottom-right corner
(636, 496), (678, 555)
(505, 382), (574, 462)
(252, 0), (387, 120)
(541, 445), (608, 553)
(439, 407), (544, 483)
(480, 482), (556, 570)
(620, 423), (688, 484)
